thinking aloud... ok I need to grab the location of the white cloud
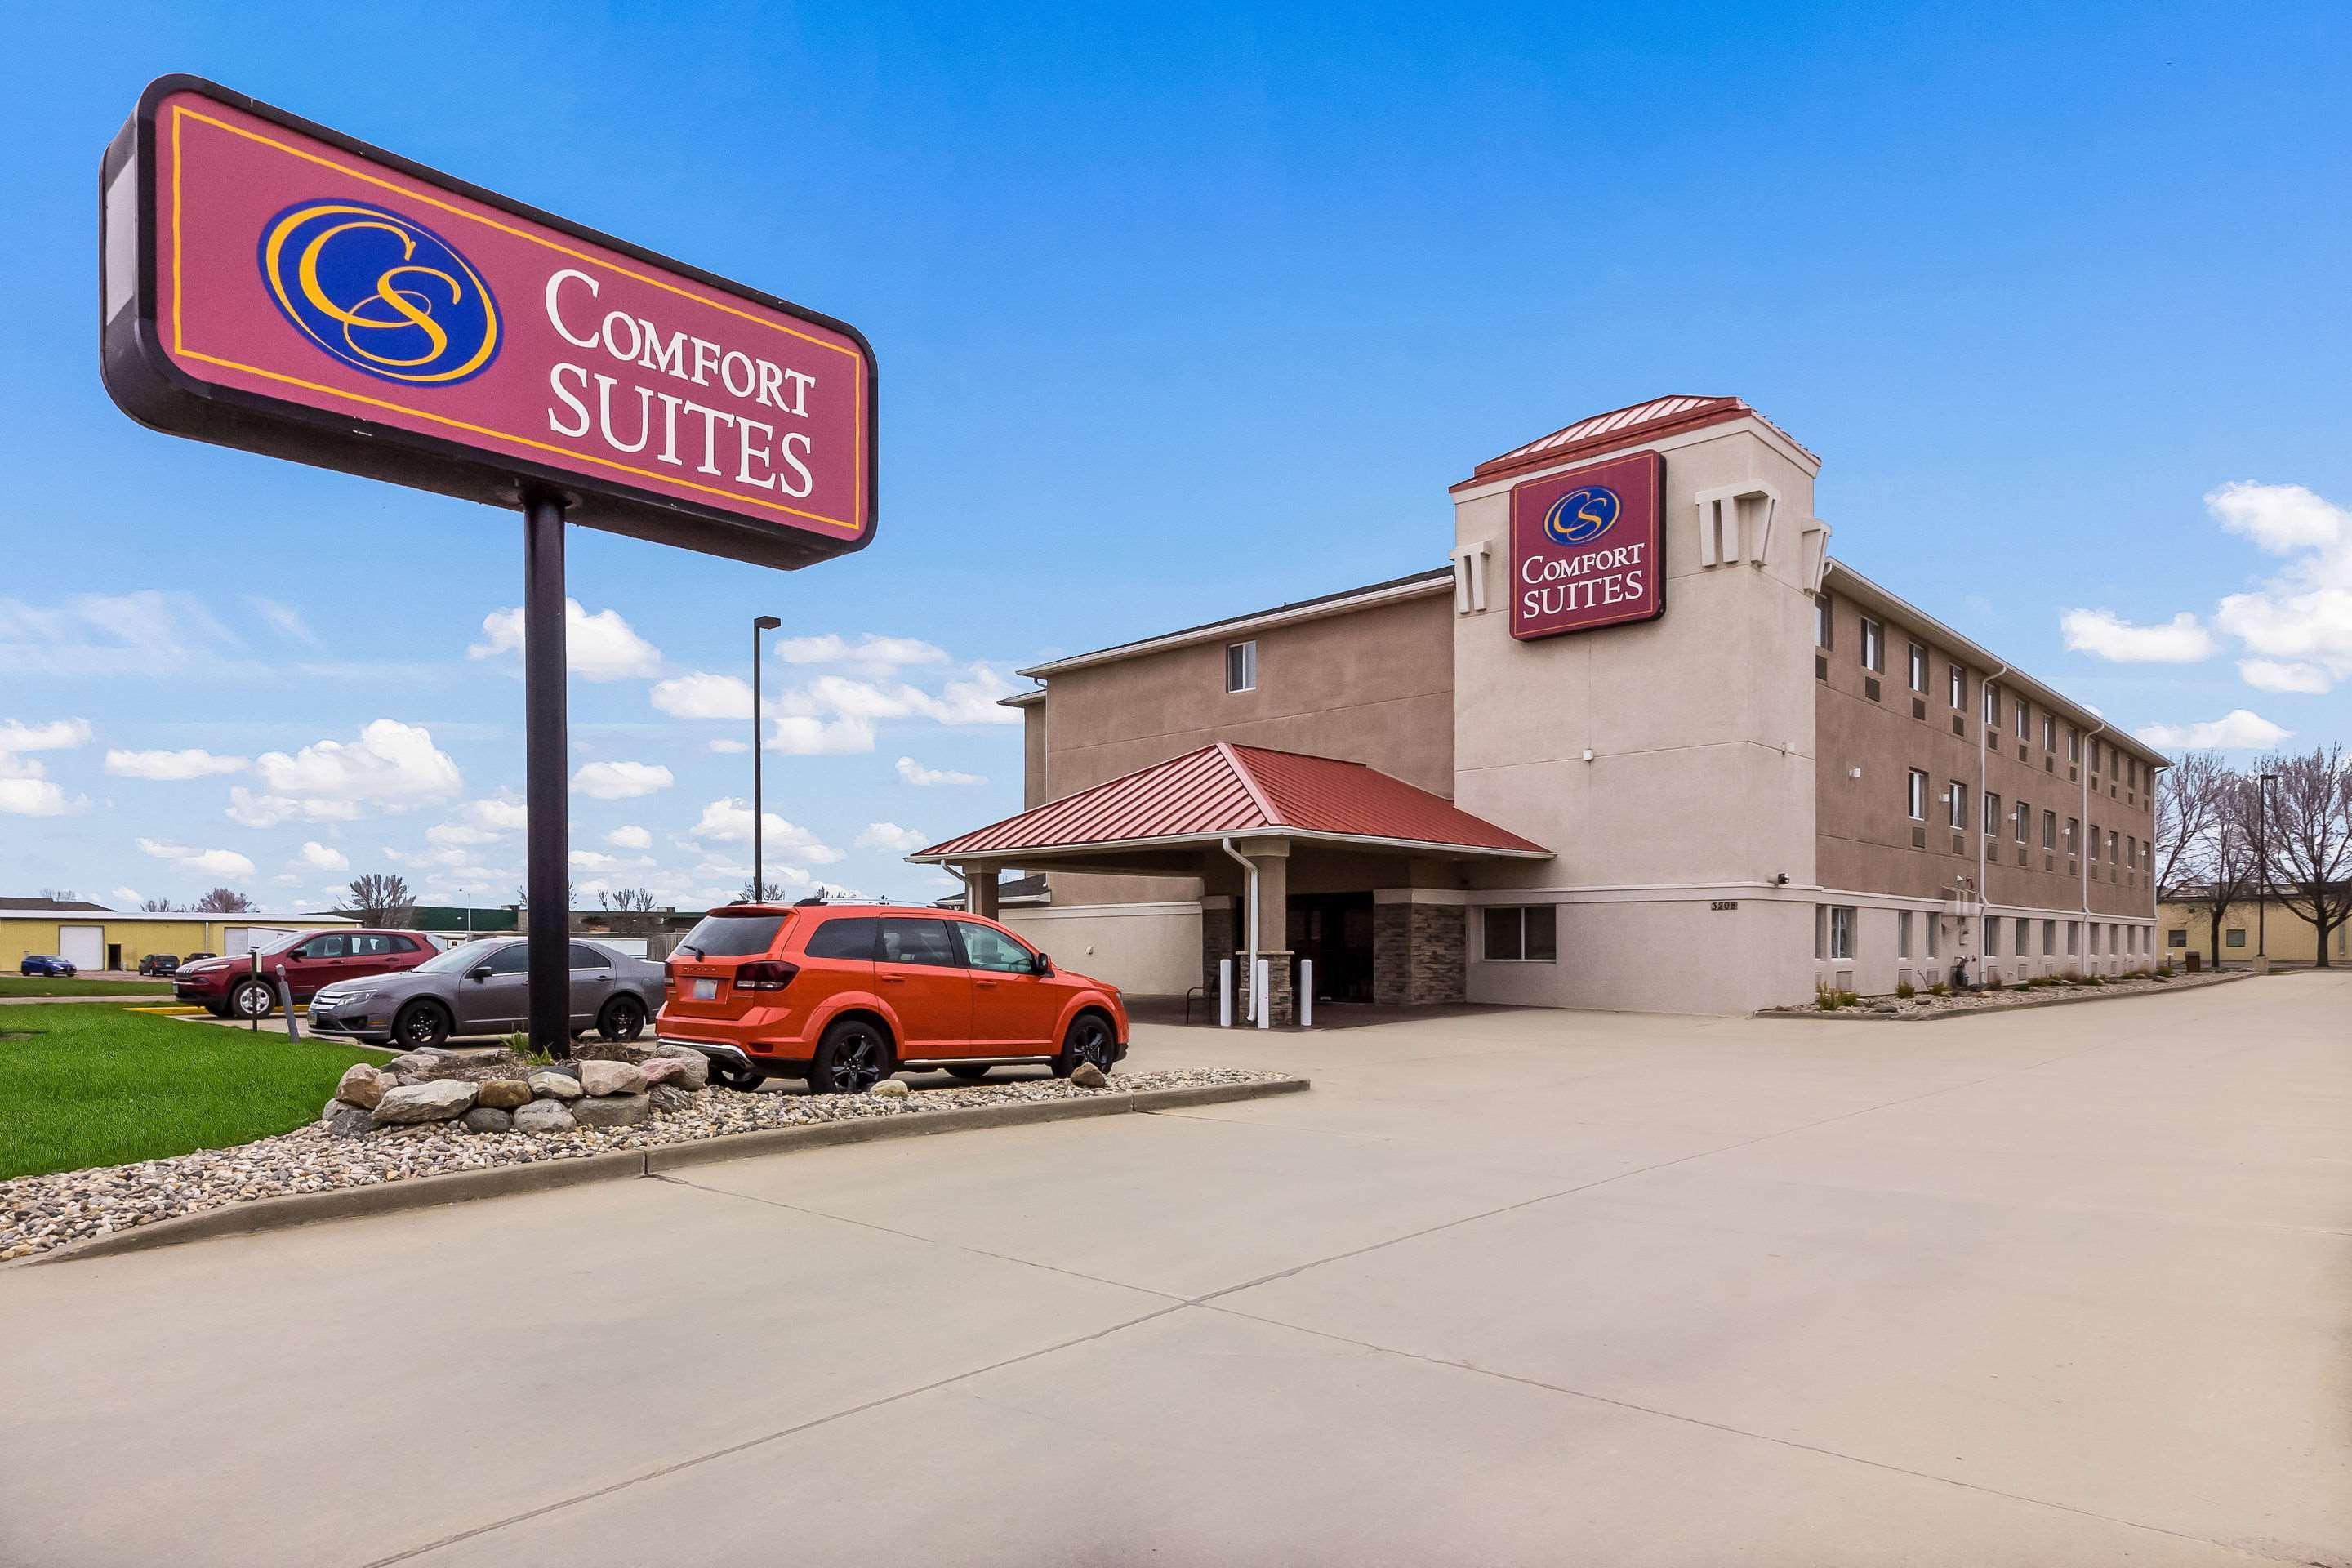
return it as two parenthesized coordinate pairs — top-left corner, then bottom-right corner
(2238, 659), (2332, 694)
(294, 841), (349, 872)
(568, 849), (653, 871)
(232, 720), (463, 826)
(2197, 481), (2352, 693)
(425, 795), (528, 844)
(0, 592), (243, 678)
(685, 796), (844, 862)
(605, 825), (652, 850)
(773, 633), (949, 673)
(0, 777), (81, 817)
(469, 599), (662, 681)
(247, 596), (322, 648)
(105, 747), (249, 780)
(571, 760), (675, 800)
(0, 718), (94, 754)
(111, 886), (144, 905)
(2057, 608), (2216, 662)
(766, 714), (877, 755)
(897, 755), (984, 786)
(651, 671), (754, 720)
(855, 822), (931, 853)
(0, 717), (93, 816)
(138, 836), (258, 880)
(2134, 709), (2292, 751)
(707, 737), (751, 755)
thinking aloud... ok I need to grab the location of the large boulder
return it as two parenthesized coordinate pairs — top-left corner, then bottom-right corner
(572, 1092), (648, 1129)
(384, 1052), (443, 1078)
(512, 1100), (577, 1134)
(639, 1057), (686, 1086)
(577, 1059), (647, 1098)
(476, 1078), (532, 1109)
(1070, 1062), (1110, 1089)
(654, 1052), (709, 1091)
(648, 1043), (706, 1062)
(371, 1079), (477, 1125)
(320, 1099), (375, 1138)
(333, 1064), (389, 1109)
(527, 1070), (585, 1102)
(868, 1079), (909, 1099)
(460, 1106), (513, 1134)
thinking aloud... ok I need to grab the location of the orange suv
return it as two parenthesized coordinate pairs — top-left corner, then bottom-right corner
(656, 904), (1129, 1093)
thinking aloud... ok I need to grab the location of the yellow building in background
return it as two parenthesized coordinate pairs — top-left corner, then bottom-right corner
(2158, 895), (2346, 969)
(0, 904), (355, 973)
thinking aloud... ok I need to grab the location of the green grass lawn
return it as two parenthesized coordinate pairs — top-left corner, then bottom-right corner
(0, 977), (176, 998)
(0, 1006), (378, 1181)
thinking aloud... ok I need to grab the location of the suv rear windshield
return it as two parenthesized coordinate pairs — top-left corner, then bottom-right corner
(678, 913), (786, 959)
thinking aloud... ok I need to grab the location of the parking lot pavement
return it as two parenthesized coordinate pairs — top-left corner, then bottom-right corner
(3, 973), (2345, 1566)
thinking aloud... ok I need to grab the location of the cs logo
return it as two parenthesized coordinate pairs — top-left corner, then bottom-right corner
(1541, 484), (1620, 546)
(258, 200), (500, 385)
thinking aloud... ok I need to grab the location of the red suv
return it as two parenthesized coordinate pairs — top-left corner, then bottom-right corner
(174, 929), (438, 1019)
(657, 904), (1128, 1093)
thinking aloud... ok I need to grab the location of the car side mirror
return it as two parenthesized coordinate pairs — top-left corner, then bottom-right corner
(1032, 952), (1053, 977)
(468, 964), (493, 982)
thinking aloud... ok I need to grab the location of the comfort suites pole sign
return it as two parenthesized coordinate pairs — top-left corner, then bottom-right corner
(1509, 450), (1664, 640)
(96, 75), (877, 1055)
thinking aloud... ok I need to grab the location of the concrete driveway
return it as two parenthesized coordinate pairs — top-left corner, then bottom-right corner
(3, 972), (2345, 1566)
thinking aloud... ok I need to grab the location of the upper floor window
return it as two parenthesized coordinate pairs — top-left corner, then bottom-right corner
(1984, 791), (2002, 836)
(1908, 643), (1927, 693)
(2015, 800), (2031, 843)
(2015, 699), (2030, 740)
(1983, 682), (2000, 728)
(1815, 594), (1833, 650)
(1949, 664), (1965, 709)
(2068, 725), (2080, 762)
(2042, 809), (2056, 849)
(1948, 780), (1966, 830)
(1224, 640), (1257, 694)
(2042, 713), (2056, 751)
(1860, 617), (1885, 672)
(1907, 768), (1927, 820)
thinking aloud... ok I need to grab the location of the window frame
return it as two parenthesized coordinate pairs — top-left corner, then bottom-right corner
(1907, 768), (1928, 822)
(1949, 663), (1965, 709)
(1948, 779), (1966, 830)
(1860, 617), (1885, 673)
(1224, 639), (1258, 695)
(1907, 642), (1927, 693)
(1481, 905), (1557, 963)
(1828, 905), (1855, 961)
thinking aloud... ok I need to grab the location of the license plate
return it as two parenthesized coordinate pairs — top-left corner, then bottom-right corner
(691, 978), (718, 1000)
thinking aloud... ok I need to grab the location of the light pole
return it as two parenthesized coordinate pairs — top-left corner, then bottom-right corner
(2256, 771), (2278, 959)
(751, 615), (782, 901)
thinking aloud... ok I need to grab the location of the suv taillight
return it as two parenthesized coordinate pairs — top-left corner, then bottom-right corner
(734, 960), (800, 992)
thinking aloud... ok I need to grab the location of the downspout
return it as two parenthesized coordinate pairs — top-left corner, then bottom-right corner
(1218, 836), (1258, 1026)
(2082, 717), (2105, 971)
(1978, 662), (2007, 974)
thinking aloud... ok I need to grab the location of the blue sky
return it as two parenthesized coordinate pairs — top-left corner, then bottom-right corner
(3, 1), (2347, 913)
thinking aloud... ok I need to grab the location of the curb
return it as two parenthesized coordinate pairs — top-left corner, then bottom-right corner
(1754, 971), (2249, 1022)
(18, 1076), (1310, 1267)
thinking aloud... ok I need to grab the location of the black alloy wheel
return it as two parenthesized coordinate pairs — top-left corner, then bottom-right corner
(598, 996), (647, 1042)
(1054, 1013), (1116, 1078)
(813, 1018), (892, 1094)
(395, 1000), (451, 1051)
(708, 1058), (766, 1093)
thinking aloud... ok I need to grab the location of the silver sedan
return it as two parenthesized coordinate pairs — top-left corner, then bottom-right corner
(307, 938), (666, 1050)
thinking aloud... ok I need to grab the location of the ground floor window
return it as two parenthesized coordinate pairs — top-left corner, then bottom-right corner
(2069, 920), (2080, 955)
(1898, 911), (1913, 957)
(2226, 928), (2247, 949)
(1927, 915), (1940, 957)
(1481, 905), (1557, 962)
(1985, 915), (2002, 956)
(1815, 904), (1855, 961)
(2168, 928), (2186, 948)
(2042, 918), (2056, 956)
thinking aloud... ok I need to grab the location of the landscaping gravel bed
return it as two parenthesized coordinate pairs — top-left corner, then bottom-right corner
(1763, 969), (2239, 1019)
(0, 1067), (1280, 1262)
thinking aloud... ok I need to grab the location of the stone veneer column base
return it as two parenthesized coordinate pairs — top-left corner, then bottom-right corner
(1234, 950), (1296, 1027)
(1374, 900), (1468, 1005)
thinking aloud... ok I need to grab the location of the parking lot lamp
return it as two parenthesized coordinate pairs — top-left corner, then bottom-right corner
(752, 616), (782, 899)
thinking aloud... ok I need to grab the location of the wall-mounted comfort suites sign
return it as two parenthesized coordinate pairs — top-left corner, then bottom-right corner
(1509, 449), (1664, 640)
(99, 76), (875, 571)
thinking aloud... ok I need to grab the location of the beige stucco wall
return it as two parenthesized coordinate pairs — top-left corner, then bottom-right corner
(1000, 902), (1201, 996)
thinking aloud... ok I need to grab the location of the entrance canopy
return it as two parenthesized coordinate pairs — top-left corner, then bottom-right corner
(909, 743), (1548, 871)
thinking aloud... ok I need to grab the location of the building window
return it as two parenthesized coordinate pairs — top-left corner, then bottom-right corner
(2015, 699), (2030, 740)
(1983, 682), (1999, 728)
(1224, 640), (1257, 693)
(1907, 768), (1927, 821)
(1860, 617), (1884, 672)
(1947, 779), (1966, 830)
(2069, 921), (2081, 955)
(2015, 800), (2030, 843)
(2167, 928), (2185, 949)
(1482, 906), (1557, 962)
(1986, 915), (2002, 956)
(1926, 915), (1940, 957)
(2225, 928), (2247, 949)
(2068, 725), (2081, 762)
(1898, 911), (1913, 958)
(2088, 825), (2100, 862)
(2066, 817), (2079, 854)
(1815, 594), (1833, 649)
(2107, 828), (2119, 862)
(1908, 643), (1927, 693)
(2042, 713), (2056, 751)
(1984, 791), (2001, 837)
(2042, 918), (2056, 956)
(1829, 905), (1855, 960)
(2042, 809), (2056, 850)
(1949, 664), (1965, 709)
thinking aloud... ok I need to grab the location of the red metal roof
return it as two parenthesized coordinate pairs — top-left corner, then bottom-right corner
(912, 744), (1548, 862)
(1454, 394), (1817, 491)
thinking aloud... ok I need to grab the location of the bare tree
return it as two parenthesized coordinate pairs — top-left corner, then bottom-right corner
(598, 887), (662, 934)
(2172, 771), (2263, 969)
(40, 886), (79, 902)
(513, 880), (577, 910)
(2154, 750), (2230, 897)
(192, 887), (256, 913)
(340, 872), (416, 927)
(139, 896), (181, 913)
(738, 877), (798, 903)
(2253, 745), (2352, 968)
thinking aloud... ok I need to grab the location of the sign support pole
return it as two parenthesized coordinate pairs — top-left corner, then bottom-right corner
(523, 490), (572, 1060)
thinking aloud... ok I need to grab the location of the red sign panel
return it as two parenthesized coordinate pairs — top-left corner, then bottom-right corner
(1509, 450), (1665, 640)
(100, 77), (875, 570)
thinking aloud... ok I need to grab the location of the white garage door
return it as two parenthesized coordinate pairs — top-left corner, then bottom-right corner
(57, 925), (105, 970)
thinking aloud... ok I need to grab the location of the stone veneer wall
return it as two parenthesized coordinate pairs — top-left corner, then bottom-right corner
(1374, 903), (1467, 1005)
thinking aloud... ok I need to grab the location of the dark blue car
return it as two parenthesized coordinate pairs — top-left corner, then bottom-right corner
(19, 955), (77, 977)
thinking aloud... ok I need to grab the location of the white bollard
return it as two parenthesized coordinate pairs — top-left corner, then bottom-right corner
(1254, 957), (1270, 1030)
(1298, 959), (1312, 1029)
(1218, 958), (1233, 1028)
